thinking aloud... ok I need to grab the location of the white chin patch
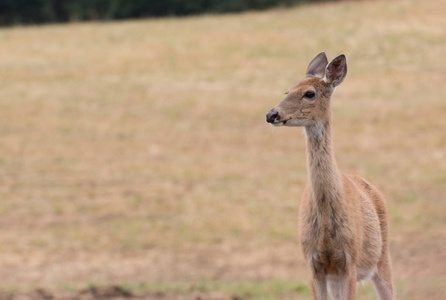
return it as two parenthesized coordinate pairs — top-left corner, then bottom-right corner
(271, 119), (306, 127)
(285, 119), (306, 126)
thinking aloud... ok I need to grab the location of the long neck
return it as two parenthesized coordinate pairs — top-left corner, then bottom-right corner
(304, 119), (342, 204)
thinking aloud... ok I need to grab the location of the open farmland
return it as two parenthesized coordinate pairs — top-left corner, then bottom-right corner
(0, 0), (445, 299)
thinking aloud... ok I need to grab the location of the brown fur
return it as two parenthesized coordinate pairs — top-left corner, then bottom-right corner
(267, 53), (393, 299)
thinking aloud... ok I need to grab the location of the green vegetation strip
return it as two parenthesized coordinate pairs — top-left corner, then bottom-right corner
(119, 280), (310, 299)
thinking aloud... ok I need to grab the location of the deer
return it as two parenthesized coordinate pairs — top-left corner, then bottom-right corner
(265, 53), (393, 300)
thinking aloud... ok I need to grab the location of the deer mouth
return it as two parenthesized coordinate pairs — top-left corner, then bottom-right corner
(272, 118), (292, 126)
(271, 121), (286, 126)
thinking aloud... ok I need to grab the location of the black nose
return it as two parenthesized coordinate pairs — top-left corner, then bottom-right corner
(266, 110), (279, 123)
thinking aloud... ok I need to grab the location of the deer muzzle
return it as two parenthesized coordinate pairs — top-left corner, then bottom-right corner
(266, 109), (279, 123)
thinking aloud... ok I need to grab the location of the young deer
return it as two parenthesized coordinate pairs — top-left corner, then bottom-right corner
(266, 53), (393, 300)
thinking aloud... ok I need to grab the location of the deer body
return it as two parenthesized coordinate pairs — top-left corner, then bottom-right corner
(266, 53), (393, 300)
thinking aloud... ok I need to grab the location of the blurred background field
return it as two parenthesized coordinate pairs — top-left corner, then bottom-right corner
(0, 0), (445, 299)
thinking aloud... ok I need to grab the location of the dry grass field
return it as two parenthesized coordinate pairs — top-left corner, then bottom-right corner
(0, 0), (445, 298)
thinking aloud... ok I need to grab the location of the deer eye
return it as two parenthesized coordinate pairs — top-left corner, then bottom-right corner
(304, 91), (315, 99)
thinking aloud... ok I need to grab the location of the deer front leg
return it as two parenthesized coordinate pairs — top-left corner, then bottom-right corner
(310, 262), (328, 300)
(310, 271), (328, 300)
(347, 267), (357, 300)
(327, 266), (357, 300)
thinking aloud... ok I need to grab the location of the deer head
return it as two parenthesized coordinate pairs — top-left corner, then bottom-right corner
(266, 52), (347, 127)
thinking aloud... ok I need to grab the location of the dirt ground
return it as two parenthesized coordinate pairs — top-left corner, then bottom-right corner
(0, 286), (241, 300)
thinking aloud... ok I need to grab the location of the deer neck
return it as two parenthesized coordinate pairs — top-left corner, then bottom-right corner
(304, 119), (342, 205)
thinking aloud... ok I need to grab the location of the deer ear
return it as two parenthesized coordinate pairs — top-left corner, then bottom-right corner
(324, 54), (347, 87)
(306, 52), (328, 78)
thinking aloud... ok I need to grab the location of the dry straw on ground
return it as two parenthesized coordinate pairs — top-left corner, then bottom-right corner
(0, 0), (445, 299)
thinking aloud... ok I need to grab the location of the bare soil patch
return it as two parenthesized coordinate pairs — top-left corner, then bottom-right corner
(0, 286), (231, 300)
